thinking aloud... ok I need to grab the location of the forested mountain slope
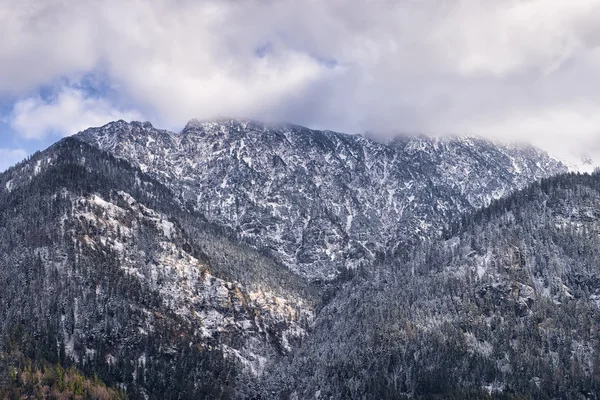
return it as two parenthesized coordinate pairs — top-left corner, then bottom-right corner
(0, 347), (128, 399)
(0, 119), (577, 399)
(76, 119), (567, 280)
(262, 173), (600, 400)
(0, 138), (317, 399)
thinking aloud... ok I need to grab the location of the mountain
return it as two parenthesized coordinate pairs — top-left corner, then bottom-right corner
(0, 118), (576, 399)
(76, 119), (567, 281)
(261, 172), (600, 399)
(0, 138), (316, 398)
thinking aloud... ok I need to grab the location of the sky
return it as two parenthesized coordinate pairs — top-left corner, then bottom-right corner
(2, 0), (600, 171)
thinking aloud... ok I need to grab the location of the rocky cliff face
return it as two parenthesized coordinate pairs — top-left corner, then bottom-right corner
(76, 119), (567, 280)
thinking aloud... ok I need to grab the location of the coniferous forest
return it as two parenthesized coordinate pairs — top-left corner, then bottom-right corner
(0, 124), (599, 399)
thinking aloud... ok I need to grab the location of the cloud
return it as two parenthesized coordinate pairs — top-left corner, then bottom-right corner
(0, 148), (27, 172)
(2, 0), (600, 163)
(0, 0), (342, 129)
(8, 86), (142, 139)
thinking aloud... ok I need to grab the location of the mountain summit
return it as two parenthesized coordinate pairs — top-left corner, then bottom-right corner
(77, 119), (567, 280)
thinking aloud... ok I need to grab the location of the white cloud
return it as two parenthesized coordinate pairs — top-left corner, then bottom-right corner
(0, 148), (27, 172)
(8, 86), (142, 139)
(0, 0), (341, 129)
(2, 0), (600, 163)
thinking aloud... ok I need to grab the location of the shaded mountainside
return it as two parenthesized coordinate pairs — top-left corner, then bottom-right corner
(76, 119), (567, 280)
(260, 173), (600, 400)
(0, 138), (318, 399)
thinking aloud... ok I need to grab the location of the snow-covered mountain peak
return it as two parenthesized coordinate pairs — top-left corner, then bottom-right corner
(97, 119), (155, 132)
(181, 117), (262, 134)
(76, 119), (568, 280)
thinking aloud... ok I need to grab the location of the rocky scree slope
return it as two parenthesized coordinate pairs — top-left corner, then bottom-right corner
(76, 119), (567, 281)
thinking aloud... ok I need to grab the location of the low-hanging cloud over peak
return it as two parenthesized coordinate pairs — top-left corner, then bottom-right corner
(2, 0), (600, 168)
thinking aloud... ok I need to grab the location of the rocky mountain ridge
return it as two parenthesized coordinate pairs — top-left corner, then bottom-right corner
(76, 118), (567, 280)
